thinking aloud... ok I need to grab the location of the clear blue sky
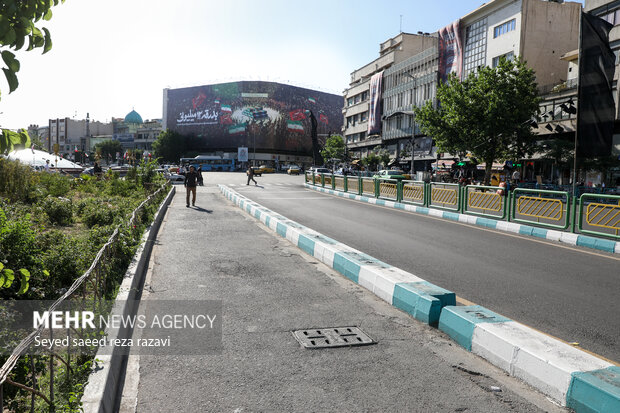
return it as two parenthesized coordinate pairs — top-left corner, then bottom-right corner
(0, 0), (584, 130)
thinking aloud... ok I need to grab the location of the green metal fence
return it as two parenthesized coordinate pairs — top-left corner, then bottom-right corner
(463, 185), (507, 220)
(429, 182), (461, 212)
(401, 180), (426, 206)
(510, 188), (571, 230)
(304, 176), (620, 241)
(578, 193), (620, 240)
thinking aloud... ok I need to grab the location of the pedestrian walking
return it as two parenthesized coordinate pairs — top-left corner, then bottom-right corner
(44, 159), (51, 172)
(247, 165), (257, 185)
(196, 167), (204, 186)
(184, 165), (198, 207)
(511, 169), (521, 185)
(93, 161), (102, 179)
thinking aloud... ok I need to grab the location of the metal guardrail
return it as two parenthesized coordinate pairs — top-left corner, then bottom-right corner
(579, 193), (620, 240)
(463, 185), (506, 219)
(305, 177), (620, 241)
(346, 176), (360, 195)
(429, 182), (461, 212)
(0, 183), (170, 412)
(334, 175), (345, 191)
(401, 181), (425, 205)
(378, 179), (398, 201)
(510, 188), (571, 230)
(361, 177), (376, 197)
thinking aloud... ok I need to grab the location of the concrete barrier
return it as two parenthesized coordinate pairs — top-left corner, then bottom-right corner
(439, 305), (615, 406)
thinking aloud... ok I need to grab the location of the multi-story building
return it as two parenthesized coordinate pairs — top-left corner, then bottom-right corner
(135, 119), (162, 150)
(27, 124), (50, 150)
(343, 32), (437, 160)
(344, 0), (582, 173)
(48, 116), (113, 157)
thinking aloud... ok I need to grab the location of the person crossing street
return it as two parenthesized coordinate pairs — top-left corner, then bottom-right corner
(247, 165), (257, 186)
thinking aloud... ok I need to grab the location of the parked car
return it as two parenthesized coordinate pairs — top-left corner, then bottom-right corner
(258, 165), (275, 173)
(373, 169), (410, 180)
(287, 165), (301, 175)
(164, 171), (185, 182)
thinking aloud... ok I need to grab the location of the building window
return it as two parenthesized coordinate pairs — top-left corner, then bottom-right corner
(493, 19), (516, 38)
(492, 51), (514, 68)
(601, 9), (620, 26)
(463, 18), (488, 76)
(347, 97), (354, 106)
(360, 112), (367, 122)
(361, 91), (368, 101)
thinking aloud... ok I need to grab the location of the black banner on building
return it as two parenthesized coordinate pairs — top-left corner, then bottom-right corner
(577, 12), (615, 158)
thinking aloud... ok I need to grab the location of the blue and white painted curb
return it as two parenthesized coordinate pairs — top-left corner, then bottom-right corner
(304, 183), (620, 255)
(220, 185), (620, 410)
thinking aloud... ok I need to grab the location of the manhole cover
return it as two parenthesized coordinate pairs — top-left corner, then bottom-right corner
(292, 326), (376, 349)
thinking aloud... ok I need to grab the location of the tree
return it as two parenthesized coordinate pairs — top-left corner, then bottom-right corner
(415, 57), (540, 185)
(95, 140), (123, 162)
(320, 134), (345, 163)
(375, 147), (391, 169)
(152, 129), (185, 163)
(362, 152), (381, 171)
(0, 0), (64, 98)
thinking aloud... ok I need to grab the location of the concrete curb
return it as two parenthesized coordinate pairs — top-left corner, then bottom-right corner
(220, 184), (620, 409)
(303, 183), (620, 255)
(81, 186), (175, 413)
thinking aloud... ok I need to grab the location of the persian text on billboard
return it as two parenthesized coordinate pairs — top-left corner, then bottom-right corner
(438, 20), (462, 83)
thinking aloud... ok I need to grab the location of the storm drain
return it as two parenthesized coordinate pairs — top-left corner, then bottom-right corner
(292, 326), (376, 349)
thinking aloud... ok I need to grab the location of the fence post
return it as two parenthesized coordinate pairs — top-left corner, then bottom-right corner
(344, 176), (348, 193)
(374, 179), (380, 198)
(397, 181), (403, 203)
(571, 195), (578, 233)
(358, 177), (363, 196)
(321, 174), (325, 187)
(332, 174), (336, 190)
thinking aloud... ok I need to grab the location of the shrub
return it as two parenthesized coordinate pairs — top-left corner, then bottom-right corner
(0, 158), (40, 203)
(82, 202), (116, 228)
(41, 196), (73, 226)
(38, 171), (72, 197)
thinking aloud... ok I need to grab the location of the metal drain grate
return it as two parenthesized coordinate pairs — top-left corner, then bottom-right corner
(292, 326), (376, 349)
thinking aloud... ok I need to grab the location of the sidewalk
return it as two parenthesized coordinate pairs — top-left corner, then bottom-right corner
(128, 185), (563, 412)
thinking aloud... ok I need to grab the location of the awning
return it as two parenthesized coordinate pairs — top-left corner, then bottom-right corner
(388, 158), (398, 166)
(431, 160), (455, 169)
(476, 162), (505, 170)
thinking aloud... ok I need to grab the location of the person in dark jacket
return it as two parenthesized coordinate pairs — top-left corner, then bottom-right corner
(246, 165), (257, 185)
(184, 166), (198, 207)
(196, 167), (204, 186)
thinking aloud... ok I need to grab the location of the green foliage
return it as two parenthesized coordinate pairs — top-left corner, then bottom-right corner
(40, 196), (73, 226)
(362, 152), (381, 171)
(415, 57), (540, 184)
(0, 0), (64, 99)
(375, 147), (391, 169)
(320, 134), (346, 162)
(94, 139), (123, 162)
(0, 128), (31, 154)
(81, 201), (116, 228)
(152, 129), (185, 162)
(38, 169), (71, 197)
(0, 157), (39, 201)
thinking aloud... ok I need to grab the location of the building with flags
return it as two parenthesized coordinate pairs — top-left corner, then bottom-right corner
(48, 115), (113, 160)
(163, 81), (343, 168)
(344, 0), (582, 176)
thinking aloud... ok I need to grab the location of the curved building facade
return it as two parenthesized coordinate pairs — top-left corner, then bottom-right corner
(163, 81), (343, 162)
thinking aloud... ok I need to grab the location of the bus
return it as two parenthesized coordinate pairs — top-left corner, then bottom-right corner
(179, 156), (236, 172)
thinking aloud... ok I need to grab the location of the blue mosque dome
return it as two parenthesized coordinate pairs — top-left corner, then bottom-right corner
(124, 109), (143, 124)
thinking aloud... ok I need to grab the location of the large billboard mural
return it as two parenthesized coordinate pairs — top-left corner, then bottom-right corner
(164, 81), (343, 154)
(438, 20), (463, 83)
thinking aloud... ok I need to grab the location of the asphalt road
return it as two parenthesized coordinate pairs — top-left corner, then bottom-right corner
(131, 184), (563, 412)
(215, 171), (620, 364)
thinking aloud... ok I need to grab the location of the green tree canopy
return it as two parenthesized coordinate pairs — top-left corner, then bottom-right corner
(95, 140), (123, 162)
(152, 129), (185, 162)
(320, 134), (345, 163)
(362, 152), (381, 171)
(415, 57), (540, 184)
(0, 0), (64, 98)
